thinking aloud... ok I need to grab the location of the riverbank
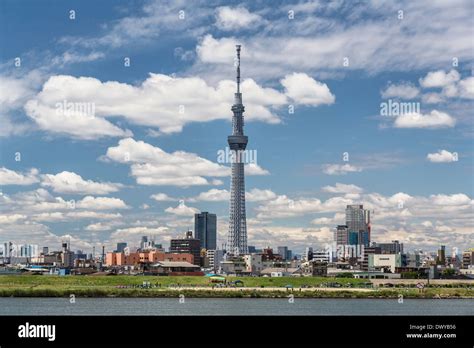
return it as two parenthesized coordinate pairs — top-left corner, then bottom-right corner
(0, 275), (472, 298)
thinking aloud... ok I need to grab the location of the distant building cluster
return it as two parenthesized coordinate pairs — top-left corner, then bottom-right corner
(1, 205), (473, 280)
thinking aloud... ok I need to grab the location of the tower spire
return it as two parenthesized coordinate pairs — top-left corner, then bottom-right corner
(236, 44), (241, 94)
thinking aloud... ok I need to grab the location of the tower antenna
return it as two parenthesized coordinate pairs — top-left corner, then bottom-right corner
(236, 45), (241, 94)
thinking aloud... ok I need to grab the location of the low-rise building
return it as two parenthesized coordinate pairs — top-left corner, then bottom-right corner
(260, 267), (299, 277)
(105, 250), (194, 267)
(205, 249), (224, 272)
(221, 257), (248, 275)
(369, 254), (402, 273)
(150, 261), (203, 276)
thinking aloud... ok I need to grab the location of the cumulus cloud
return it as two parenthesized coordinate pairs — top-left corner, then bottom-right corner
(419, 69), (460, 88)
(189, 188), (277, 202)
(418, 70), (473, 102)
(322, 164), (362, 175)
(75, 196), (129, 210)
(0, 214), (27, 224)
(381, 83), (419, 99)
(150, 193), (176, 202)
(0, 188), (128, 214)
(430, 193), (471, 206)
(165, 202), (199, 216)
(0, 167), (39, 185)
(190, 188), (229, 202)
(215, 6), (263, 31)
(110, 226), (170, 241)
(25, 74), (294, 139)
(32, 211), (122, 222)
(322, 183), (363, 194)
(41, 171), (123, 194)
(102, 138), (269, 187)
(393, 110), (455, 129)
(427, 150), (458, 163)
(281, 73), (335, 106)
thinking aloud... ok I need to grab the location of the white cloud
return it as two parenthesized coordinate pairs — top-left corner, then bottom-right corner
(75, 196), (129, 210)
(190, 188), (277, 202)
(430, 194), (472, 206)
(418, 70), (473, 102)
(110, 226), (169, 241)
(0, 188), (128, 215)
(0, 167), (39, 185)
(165, 202), (199, 216)
(255, 194), (353, 219)
(246, 188), (278, 202)
(421, 92), (444, 104)
(381, 83), (419, 99)
(215, 6), (263, 31)
(322, 183), (363, 194)
(458, 76), (474, 99)
(85, 221), (122, 231)
(103, 138), (269, 187)
(32, 211), (122, 222)
(310, 217), (333, 225)
(24, 99), (132, 140)
(421, 221), (433, 228)
(419, 69), (460, 88)
(150, 193), (176, 202)
(0, 71), (43, 137)
(194, 1), (472, 80)
(281, 73), (335, 106)
(190, 188), (229, 202)
(245, 163), (270, 176)
(25, 74), (291, 139)
(427, 150), (458, 163)
(0, 214), (27, 224)
(393, 110), (456, 129)
(322, 164), (362, 175)
(41, 171), (123, 194)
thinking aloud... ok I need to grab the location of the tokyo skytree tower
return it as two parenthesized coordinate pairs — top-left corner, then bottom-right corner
(227, 45), (248, 256)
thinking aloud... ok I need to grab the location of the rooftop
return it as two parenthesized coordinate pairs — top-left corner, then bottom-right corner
(152, 261), (199, 268)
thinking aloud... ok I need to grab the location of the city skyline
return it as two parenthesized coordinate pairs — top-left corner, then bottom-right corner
(0, 0), (472, 255)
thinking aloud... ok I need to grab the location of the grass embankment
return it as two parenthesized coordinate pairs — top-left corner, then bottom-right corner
(0, 275), (472, 298)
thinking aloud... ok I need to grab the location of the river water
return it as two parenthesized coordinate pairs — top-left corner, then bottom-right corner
(0, 298), (472, 315)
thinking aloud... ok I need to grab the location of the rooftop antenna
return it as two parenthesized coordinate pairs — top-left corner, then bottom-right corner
(236, 44), (241, 94)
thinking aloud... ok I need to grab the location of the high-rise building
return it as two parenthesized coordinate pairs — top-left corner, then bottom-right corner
(1, 242), (10, 257)
(20, 244), (39, 258)
(170, 231), (201, 266)
(375, 240), (404, 254)
(437, 245), (446, 265)
(227, 45), (248, 256)
(61, 242), (74, 268)
(277, 246), (288, 261)
(335, 225), (349, 245)
(194, 212), (217, 250)
(116, 242), (127, 253)
(140, 236), (148, 250)
(304, 247), (313, 261)
(345, 205), (371, 246)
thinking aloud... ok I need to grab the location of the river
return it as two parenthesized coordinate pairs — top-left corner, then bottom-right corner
(0, 298), (472, 315)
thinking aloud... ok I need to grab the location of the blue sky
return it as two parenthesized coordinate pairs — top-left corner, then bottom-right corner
(0, 0), (473, 254)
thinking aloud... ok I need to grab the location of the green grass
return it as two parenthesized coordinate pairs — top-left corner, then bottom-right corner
(0, 275), (472, 298)
(0, 275), (366, 288)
